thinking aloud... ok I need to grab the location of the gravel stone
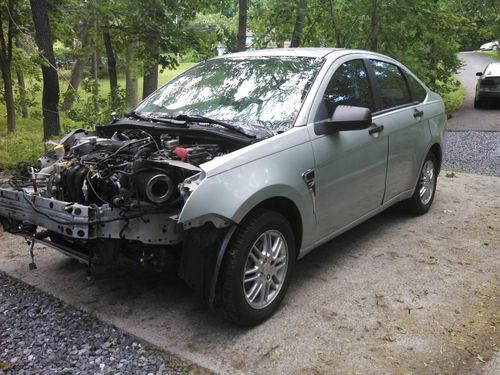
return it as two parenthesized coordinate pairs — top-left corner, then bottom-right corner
(0, 272), (194, 374)
(443, 131), (500, 176)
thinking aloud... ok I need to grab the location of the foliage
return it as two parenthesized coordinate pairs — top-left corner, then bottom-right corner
(66, 77), (128, 127)
(448, 0), (500, 50)
(0, 117), (46, 170)
(441, 81), (465, 112)
(1, 0), (500, 137)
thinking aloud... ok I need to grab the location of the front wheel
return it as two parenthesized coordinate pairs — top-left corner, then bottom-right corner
(219, 209), (295, 326)
(404, 153), (438, 215)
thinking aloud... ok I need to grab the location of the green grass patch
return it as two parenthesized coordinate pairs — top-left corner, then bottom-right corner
(0, 118), (46, 170)
(96, 63), (195, 99)
(442, 85), (466, 113)
(0, 64), (194, 171)
(479, 51), (500, 61)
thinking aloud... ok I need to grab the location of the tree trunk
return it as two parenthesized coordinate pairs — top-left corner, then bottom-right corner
(61, 27), (89, 111)
(142, 43), (159, 99)
(369, 0), (378, 51)
(0, 1), (16, 132)
(1, 64), (16, 132)
(125, 41), (138, 108)
(15, 37), (28, 118)
(61, 58), (87, 111)
(103, 30), (118, 108)
(29, 0), (60, 139)
(142, 64), (158, 99)
(16, 69), (28, 118)
(237, 0), (247, 51)
(91, 16), (99, 111)
(91, 51), (99, 111)
(290, 0), (308, 48)
(328, 0), (342, 47)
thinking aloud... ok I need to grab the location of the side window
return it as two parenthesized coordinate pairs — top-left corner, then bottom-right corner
(369, 60), (411, 110)
(322, 59), (374, 118)
(405, 73), (427, 102)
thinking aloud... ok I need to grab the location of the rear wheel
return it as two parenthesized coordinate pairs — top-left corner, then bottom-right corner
(474, 98), (481, 108)
(404, 153), (438, 215)
(219, 209), (295, 326)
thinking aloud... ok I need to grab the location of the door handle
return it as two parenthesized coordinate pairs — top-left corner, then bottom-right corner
(414, 109), (424, 118)
(368, 124), (384, 135)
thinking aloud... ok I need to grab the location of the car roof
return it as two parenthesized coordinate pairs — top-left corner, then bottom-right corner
(485, 62), (500, 76)
(218, 48), (342, 59)
(213, 48), (402, 63)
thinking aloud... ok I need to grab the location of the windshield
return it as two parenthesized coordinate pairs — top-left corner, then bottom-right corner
(135, 56), (323, 132)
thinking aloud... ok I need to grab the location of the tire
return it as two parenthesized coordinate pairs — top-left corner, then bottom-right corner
(219, 209), (295, 326)
(474, 98), (481, 109)
(404, 153), (438, 215)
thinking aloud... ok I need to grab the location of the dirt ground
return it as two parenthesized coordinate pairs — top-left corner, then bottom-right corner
(0, 172), (499, 374)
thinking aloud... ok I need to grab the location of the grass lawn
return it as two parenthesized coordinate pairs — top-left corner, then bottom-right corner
(0, 63), (194, 171)
(479, 50), (500, 61)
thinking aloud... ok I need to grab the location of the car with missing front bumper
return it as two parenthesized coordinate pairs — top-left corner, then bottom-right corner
(0, 48), (446, 326)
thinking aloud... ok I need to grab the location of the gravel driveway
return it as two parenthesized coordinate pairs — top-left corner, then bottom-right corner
(0, 272), (198, 374)
(1, 170), (499, 374)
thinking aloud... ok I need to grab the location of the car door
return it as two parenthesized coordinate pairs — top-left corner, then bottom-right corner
(307, 57), (388, 241)
(366, 59), (431, 203)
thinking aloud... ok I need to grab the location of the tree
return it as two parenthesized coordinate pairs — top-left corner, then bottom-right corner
(237, 0), (247, 51)
(30, 0), (60, 139)
(103, 28), (118, 107)
(369, 0), (378, 51)
(61, 23), (90, 111)
(290, 0), (308, 47)
(125, 40), (138, 107)
(0, 0), (16, 132)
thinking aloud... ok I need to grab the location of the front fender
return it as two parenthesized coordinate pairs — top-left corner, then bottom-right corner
(178, 137), (317, 250)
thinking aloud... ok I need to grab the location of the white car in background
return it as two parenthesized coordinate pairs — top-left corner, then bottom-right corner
(480, 40), (499, 51)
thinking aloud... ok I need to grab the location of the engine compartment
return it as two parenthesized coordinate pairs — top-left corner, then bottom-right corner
(23, 127), (241, 210)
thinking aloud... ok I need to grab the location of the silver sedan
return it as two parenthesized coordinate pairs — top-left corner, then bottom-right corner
(0, 48), (446, 326)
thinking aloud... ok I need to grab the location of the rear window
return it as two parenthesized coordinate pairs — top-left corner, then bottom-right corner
(484, 63), (500, 76)
(405, 73), (427, 103)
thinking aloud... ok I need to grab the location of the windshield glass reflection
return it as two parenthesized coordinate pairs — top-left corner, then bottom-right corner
(135, 57), (323, 132)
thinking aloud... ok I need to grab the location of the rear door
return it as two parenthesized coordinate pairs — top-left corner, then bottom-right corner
(366, 59), (431, 203)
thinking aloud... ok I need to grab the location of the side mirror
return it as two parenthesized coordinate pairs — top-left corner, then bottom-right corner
(476, 72), (483, 76)
(314, 105), (372, 136)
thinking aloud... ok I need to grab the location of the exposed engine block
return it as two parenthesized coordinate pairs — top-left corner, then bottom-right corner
(35, 129), (223, 209)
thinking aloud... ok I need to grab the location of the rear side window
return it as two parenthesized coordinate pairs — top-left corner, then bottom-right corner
(369, 60), (411, 110)
(405, 73), (427, 102)
(323, 59), (374, 117)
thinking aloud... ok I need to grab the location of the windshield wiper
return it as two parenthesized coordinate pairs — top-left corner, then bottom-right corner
(163, 114), (256, 138)
(126, 111), (186, 126)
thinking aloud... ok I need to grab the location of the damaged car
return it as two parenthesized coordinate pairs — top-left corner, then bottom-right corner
(0, 49), (446, 326)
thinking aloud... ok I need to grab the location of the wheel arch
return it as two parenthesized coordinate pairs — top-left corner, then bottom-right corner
(201, 195), (304, 309)
(246, 196), (303, 255)
(428, 143), (442, 173)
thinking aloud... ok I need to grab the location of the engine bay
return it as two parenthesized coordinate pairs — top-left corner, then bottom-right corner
(16, 126), (244, 210)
